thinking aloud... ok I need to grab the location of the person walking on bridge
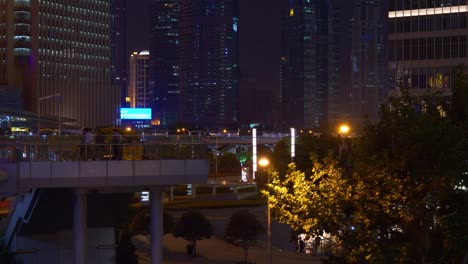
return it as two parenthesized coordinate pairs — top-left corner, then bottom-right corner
(112, 128), (122, 160)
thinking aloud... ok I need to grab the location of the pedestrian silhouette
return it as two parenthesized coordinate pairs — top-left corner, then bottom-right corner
(112, 129), (122, 160)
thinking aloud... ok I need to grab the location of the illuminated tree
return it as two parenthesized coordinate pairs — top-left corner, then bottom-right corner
(265, 94), (468, 263)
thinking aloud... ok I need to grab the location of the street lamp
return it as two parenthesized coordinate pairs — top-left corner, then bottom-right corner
(338, 124), (350, 158)
(37, 93), (61, 136)
(258, 157), (271, 264)
(258, 157), (270, 167)
(338, 124), (350, 135)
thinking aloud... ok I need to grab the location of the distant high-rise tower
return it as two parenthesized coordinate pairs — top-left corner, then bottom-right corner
(111, 0), (127, 109)
(350, 0), (386, 126)
(328, 2), (351, 127)
(281, 0), (331, 130)
(150, 0), (180, 128)
(128, 51), (151, 108)
(388, 0), (467, 99)
(0, 0), (119, 128)
(179, 0), (239, 129)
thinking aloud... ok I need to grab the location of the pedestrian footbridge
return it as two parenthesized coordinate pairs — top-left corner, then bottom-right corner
(0, 137), (210, 264)
(0, 138), (209, 194)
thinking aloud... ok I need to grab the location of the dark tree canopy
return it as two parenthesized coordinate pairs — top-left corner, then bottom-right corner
(225, 209), (265, 263)
(129, 208), (174, 236)
(173, 211), (213, 256)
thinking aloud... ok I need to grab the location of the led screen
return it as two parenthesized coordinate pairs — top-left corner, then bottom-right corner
(120, 108), (152, 120)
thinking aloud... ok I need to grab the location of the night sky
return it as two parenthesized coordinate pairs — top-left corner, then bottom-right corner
(127, 0), (283, 124)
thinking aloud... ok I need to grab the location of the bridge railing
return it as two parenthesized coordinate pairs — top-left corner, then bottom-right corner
(0, 132), (288, 162)
(0, 140), (208, 162)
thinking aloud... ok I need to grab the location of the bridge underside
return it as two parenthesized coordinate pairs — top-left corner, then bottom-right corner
(0, 160), (209, 195)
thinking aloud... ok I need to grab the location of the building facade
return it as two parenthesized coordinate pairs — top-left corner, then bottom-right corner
(280, 0), (331, 130)
(0, 0), (119, 129)
(388, 0), (467, 98)
(128, 51), (151, 108)
(150, 0), (180, 128)
(351, 0), (386, 126)
(179, 0), (239, 130)
(328, 2), (351, 128)
(111, 0), (127, 109)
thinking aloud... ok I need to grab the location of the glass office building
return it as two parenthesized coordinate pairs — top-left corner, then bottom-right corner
(179, 0), (239, 130)
(388, 0), (467, 98)
(0, 0), (119, 129)
(111, 0), (127, 109)
(128, 51), (151, 109)
(351, 0), (386, 125)
(150, 0), (180, 128)
(281, 0), (331, 129)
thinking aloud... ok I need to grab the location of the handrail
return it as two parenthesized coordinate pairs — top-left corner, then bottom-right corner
(0, 141), (209, 162)
(0, 133), (288, 162)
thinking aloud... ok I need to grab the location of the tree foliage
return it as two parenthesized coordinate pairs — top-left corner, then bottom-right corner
(173, 211), (213, 256)
(129, 208), (174, 236)
(209, 151), (242, 175)
(451, 65), (468, 124)
(265, 90), (468, 263)
(225, 209), (265, 263)
(271, 133), (340, 180)
(115, 229), (138, 264)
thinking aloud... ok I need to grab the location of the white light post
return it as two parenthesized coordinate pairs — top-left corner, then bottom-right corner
(215, 134), (218, 181)
(290, 128), (295, 161)
(252, 128), (257, 179)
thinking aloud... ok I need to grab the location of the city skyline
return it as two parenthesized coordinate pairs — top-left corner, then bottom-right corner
(0, 0), (466, 132)
(128, 0), (283, 129)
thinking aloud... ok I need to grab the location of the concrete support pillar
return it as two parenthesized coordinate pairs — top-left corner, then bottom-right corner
(170, 187), (174, 201)
(233, 186), (238, 195)
(212, 185), (217, 196)
(150, 188), (163, 264)
(73, 189), (87, 264)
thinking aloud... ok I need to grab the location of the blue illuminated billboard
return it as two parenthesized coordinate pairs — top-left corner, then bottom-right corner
(120, 108), (152, 120)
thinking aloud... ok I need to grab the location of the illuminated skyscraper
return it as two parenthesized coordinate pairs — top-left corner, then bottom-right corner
(350, 0), (386, 125)
(150, 0), (180, 128)
(128, 51), (151, 108)
(388, 0), (467, 98)
(281, 0), (331, 129)
(0, 0), (119, 128)
(179, 0), (239, 129)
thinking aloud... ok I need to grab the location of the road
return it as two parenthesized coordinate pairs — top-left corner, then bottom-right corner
(134, 206), (323, 263)
(169, 206), (297, 252)
(134, 235), (323, 264)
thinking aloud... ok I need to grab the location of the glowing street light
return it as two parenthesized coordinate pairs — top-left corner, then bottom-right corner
(338, 124), (350, 158)
(339, 124), (350, 135)
(258, 157), (270, 167)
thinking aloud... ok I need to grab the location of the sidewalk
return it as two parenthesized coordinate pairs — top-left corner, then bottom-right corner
(134, 234), (323, 264)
